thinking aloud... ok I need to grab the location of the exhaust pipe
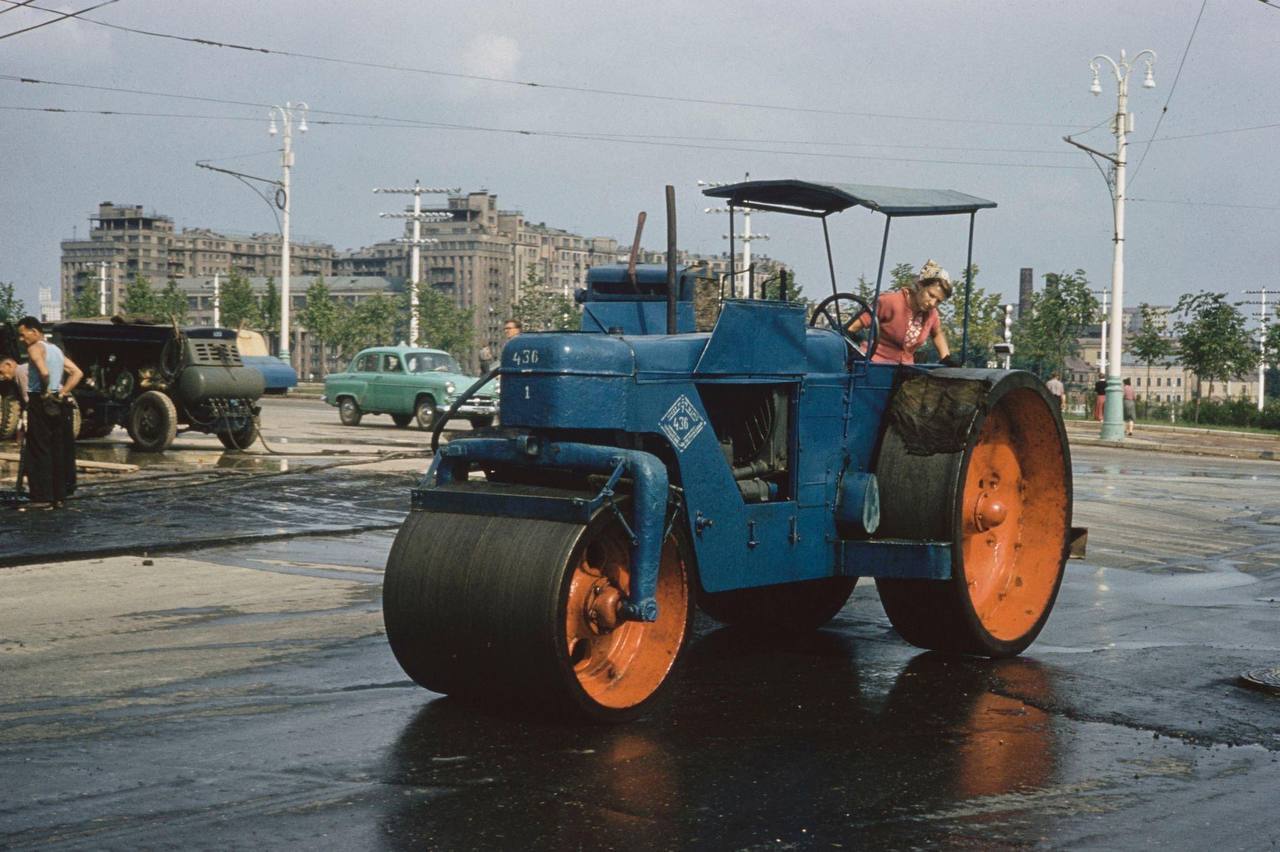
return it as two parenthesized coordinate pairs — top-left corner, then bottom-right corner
(665, 185), (677, 334)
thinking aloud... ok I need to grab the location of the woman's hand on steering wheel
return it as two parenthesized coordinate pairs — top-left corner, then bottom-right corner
(809, 292), (877, 361)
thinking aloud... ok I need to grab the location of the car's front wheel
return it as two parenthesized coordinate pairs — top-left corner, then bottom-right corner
(338, 397), (362, 427)
(415, 397), (438, 430)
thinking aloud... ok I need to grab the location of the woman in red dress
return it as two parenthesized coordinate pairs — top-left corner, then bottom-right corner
(846, 260), (954, 365)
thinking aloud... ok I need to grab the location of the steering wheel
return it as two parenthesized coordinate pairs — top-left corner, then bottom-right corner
(809, 292), (878, 361)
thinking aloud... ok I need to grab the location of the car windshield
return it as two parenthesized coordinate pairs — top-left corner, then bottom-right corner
(404, 351), (462, 374)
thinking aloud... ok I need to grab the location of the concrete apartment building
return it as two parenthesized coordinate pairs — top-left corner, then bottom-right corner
(59, 203), (334, 315)
(60, 194), (794, 372)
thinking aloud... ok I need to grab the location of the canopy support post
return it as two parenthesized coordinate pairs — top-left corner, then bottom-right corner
(874, 216), (892, 302)
(822, 215), (841, 324)
(961, 211), (975, 365)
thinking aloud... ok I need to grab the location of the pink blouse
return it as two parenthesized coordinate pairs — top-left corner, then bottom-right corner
(858, 289), (939, 365)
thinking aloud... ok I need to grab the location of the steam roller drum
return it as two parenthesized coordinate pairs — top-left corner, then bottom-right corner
(383, 495), (692, 721)
(874, 369), (1071, 658)
(699, 577), (857, 634)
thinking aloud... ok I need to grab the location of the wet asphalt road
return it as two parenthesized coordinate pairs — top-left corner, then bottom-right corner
(2, 407), (1279, 850)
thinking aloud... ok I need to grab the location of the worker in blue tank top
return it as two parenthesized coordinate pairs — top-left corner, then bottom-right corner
(16, 316), (82, 509)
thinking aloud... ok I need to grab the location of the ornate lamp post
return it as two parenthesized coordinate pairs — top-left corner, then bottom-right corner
(1067, 50), (1156, 440)
(267, 101), (309, 363)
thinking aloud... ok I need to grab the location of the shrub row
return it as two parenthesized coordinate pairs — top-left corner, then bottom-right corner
(1137, 397), (1280, 431)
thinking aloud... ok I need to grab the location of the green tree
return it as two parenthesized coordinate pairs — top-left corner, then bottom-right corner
(221, 272), (261, 330)
(0, 281), (25, 323)
(299, 277), (340, 375)
(514, 270), (578, 332)
(933, 265), (1004, 366)
(332, 294), (402, 362)
(262, 277), (280, 339)
(1011, 270), (1099, 378)
(67, 280), (99, 318)
(1173, 291), (1259, 422)
(414, 283), (474, 355)
(122, 274), (157, 317)
(154, 279), (188, 324)
(1128, 303), (1175, 405)
(758, 267), (806, 305)
(1266, 311), (1280, 400)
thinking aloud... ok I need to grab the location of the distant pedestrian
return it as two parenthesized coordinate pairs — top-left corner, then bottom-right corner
(1045, 371), (1065, 412)
(1123, 378), (1136, 436)
(478, 343), (495, 373)
(16, 317), (83, 510)
(1093, 375), (1107, 422)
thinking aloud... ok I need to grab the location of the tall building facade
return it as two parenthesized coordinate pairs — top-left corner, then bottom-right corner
(59, 202), (334, 315)
(336, 191), (624, 357)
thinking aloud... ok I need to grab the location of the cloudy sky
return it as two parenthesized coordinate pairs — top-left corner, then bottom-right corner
(2, 0), (1277, 322)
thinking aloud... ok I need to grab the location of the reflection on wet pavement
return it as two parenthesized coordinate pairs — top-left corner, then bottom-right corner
(0, 469), (414, 565)
(378, 636), (1061, 850)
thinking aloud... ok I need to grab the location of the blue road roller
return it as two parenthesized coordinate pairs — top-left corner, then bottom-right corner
(383, 180), (1073, 720)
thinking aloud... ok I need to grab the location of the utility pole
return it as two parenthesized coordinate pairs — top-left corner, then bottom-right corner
(267, 101), (309, 365)
(98, 261), (108, 315)
(212, 272), (221, 328)
(375, 182), (455, 346)
(700, 175), (768, 298)
(1245, 288), (1269, 411)
(1002, 304), (1014, 370)
(1066, 48), (1157, 441)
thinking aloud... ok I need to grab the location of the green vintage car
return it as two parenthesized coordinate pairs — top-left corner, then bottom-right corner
(323, 345), (498, 429)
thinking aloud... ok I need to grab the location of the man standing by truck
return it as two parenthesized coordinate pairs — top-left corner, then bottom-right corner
(16, 317), (82, 509)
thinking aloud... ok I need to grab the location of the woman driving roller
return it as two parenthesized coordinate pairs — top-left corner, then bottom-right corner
(847, 259), (954, 365)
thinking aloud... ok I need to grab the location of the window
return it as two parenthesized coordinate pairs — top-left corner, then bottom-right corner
(355, 352), (377, 372)
(1176, 378), (1182, 387)
(1156, 377), (1162, 387)
(405, 351), (461, 374)
(381, 353), (402, 373)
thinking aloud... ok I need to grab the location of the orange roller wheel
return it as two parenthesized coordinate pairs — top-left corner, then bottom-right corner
(874, 370), (1071, 657)
(383, 492), (692, 720)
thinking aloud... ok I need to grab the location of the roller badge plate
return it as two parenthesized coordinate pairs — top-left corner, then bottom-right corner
(659, 394), (705, 452)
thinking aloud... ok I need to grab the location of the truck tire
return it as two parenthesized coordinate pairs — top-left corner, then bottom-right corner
(79, 419), (116, 440)
(0, 394), (19, 440)
(217, 419), (258, 451)
(68, 398), (81, 440)
(128, 390), (178, 452)
(338, 397), (362, 426)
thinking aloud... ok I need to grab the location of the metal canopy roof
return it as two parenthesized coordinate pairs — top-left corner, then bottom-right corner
(702, 179), (997, 217)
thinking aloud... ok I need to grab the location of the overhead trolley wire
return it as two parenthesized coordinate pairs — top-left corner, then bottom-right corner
(1129, 0), (1208, 188)
(0, 0), (114, 40)
(0, 0), (40, 15)
(0, 97), (1092, 171)
(0, 0), (1090, 130)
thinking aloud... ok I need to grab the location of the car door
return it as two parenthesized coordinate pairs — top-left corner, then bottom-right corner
(347, 350), (379, 409)
(370, 352), (409, 413)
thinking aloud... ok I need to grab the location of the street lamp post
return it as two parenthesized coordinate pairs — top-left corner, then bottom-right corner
(268, 101), (309, 364)
(375, 182), (456, 346)
(1068, 49), (1156, 441)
